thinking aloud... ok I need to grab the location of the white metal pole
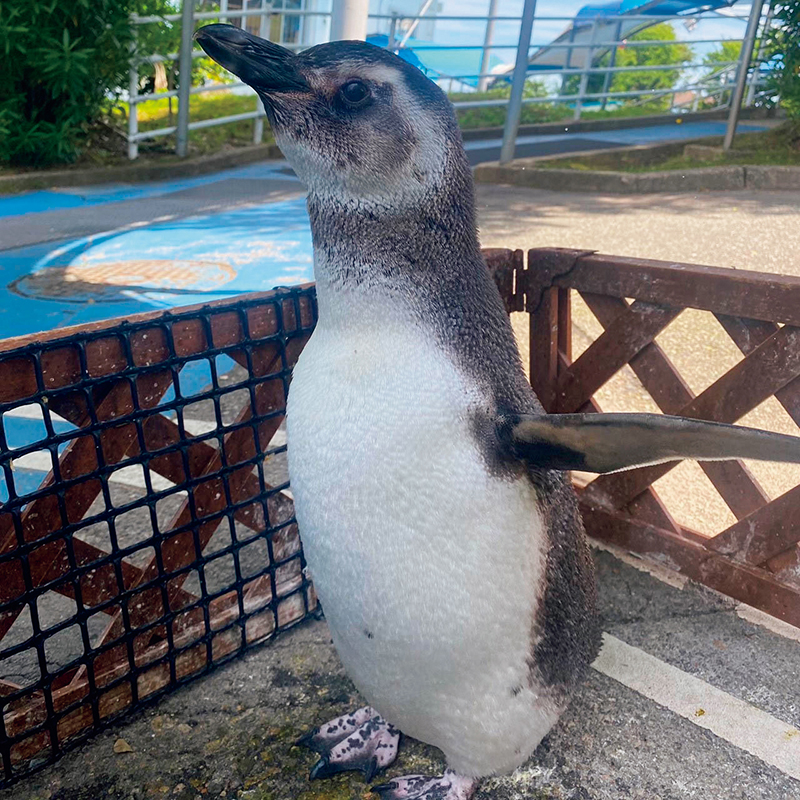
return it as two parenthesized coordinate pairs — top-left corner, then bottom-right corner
(574, 19), (598, 121)
(499, 0), (537, 164)
(723, 0), (766, 151)
(388, 13), (398, 51)
(745, 0), (774, 107)
(600, 20), (622, 111)
(329, 0), (370, 41)
(398, 0), (435, 49)
(176, 0), (196, 157)
(127, 34), (139, 160)
(478, 0), (499, 93)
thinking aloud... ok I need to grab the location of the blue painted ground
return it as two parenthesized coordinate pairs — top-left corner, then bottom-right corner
(0, 161), (298, 220)
(0, 160), (313, 498)
(0, 167), (313, 338)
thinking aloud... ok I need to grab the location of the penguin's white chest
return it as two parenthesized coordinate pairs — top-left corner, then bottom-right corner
(286, 316), (557, 776)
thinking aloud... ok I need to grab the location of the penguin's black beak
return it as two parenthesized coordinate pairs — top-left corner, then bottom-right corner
(194, 24), (309, 93)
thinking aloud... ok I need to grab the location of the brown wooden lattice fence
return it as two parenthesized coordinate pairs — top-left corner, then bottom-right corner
(0, 287), (318, 785)
(494, 247), (800, 629)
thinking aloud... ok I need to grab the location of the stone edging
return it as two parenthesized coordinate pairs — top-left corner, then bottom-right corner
(0, 143), (284, 195)
(474, 162), (800, 193)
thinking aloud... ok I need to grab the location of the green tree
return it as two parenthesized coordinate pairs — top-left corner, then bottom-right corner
(0, 0), (138, 165)
(0, 1), (240, 165)
(701, 40), (741, 103)
(606, 23), (694, 96)
(133, 1), (232, 94)
(134, 0), (182, 93)
(703, 40), (742, 66)
(566, 23), (694, 106)
(768, 0), (800, 119)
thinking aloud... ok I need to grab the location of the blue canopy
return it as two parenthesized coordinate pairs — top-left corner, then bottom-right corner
(367, 33), (503, 88)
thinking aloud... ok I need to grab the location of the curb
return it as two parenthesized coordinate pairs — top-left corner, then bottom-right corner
(744, 165), (800, 190)
(475, 162), (800, 194)
(0, 143), (284, 195)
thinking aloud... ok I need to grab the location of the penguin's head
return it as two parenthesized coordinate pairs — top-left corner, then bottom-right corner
(195, 25), (466, 210)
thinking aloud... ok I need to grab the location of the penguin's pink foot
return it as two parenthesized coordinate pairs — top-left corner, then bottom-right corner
(371, 770), (477, 800)
(296, 706), (401, 782)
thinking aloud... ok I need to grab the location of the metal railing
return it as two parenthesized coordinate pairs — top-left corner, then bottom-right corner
(379, 13), (769, 106)
(127, 2), (332, 160)
(124, 2), (778, 161)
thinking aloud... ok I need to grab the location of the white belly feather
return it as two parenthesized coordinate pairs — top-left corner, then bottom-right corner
(286, 312), (560, 777)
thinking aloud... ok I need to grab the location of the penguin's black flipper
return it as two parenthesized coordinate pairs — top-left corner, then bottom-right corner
(296, 707), (400, 782)
(504, 412), (800, 474)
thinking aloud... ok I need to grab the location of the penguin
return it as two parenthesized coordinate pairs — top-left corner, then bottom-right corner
(195, 25), (800, 799)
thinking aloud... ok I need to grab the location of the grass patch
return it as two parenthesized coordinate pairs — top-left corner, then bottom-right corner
(129, 86), (675, 142)
(450, 91), (672, 130)
(131, 91), (267, 154)
(0, 91), (270, 177)
(536, 121), (800, 172)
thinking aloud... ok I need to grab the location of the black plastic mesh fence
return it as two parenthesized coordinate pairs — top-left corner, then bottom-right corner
(0, 286), (318, 787)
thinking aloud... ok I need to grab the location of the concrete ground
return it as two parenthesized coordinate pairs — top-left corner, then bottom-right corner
(4, 548), (799, 800)
(2, 161), (800, 799)
(475, 183), (800, 276)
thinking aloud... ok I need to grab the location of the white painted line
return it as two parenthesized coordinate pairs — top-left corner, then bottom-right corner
(9, 451), (55, 473)
(111, 464), (176, 493)
(11, 452), (177, 493)
(736, 604), (800, 644)
(3, 403), (67, 423)
(593, 633), (800, 781)
(3, 405), (223, 437)
(3, 406), (287, 447)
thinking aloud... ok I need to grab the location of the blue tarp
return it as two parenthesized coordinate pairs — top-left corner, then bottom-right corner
(366, 33), (503, 88)
(576, 0), (736, 18)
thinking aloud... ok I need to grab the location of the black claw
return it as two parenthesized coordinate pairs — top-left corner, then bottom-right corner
(309, 756), (337, 781)
(363, 756), (379, 783)
(295, 729), (319, 750)
(311, 753), (383, 783)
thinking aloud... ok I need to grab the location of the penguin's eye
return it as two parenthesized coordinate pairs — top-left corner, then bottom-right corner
(339, 80), (371, 108)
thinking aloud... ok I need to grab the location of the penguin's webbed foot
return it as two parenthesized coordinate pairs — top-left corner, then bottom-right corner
(372, 770), (477, 800)
(296, 705), (401, 782)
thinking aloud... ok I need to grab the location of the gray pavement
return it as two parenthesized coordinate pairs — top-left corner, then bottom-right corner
(475, 184), (800, 276)
(461, 119), (772, 166)
(5, 550), (798, 800)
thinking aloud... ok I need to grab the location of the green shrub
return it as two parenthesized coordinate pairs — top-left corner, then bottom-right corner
(0, 0), (136, 166)
(561, 23), (693, 106)
(769, 1), (800, 119)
